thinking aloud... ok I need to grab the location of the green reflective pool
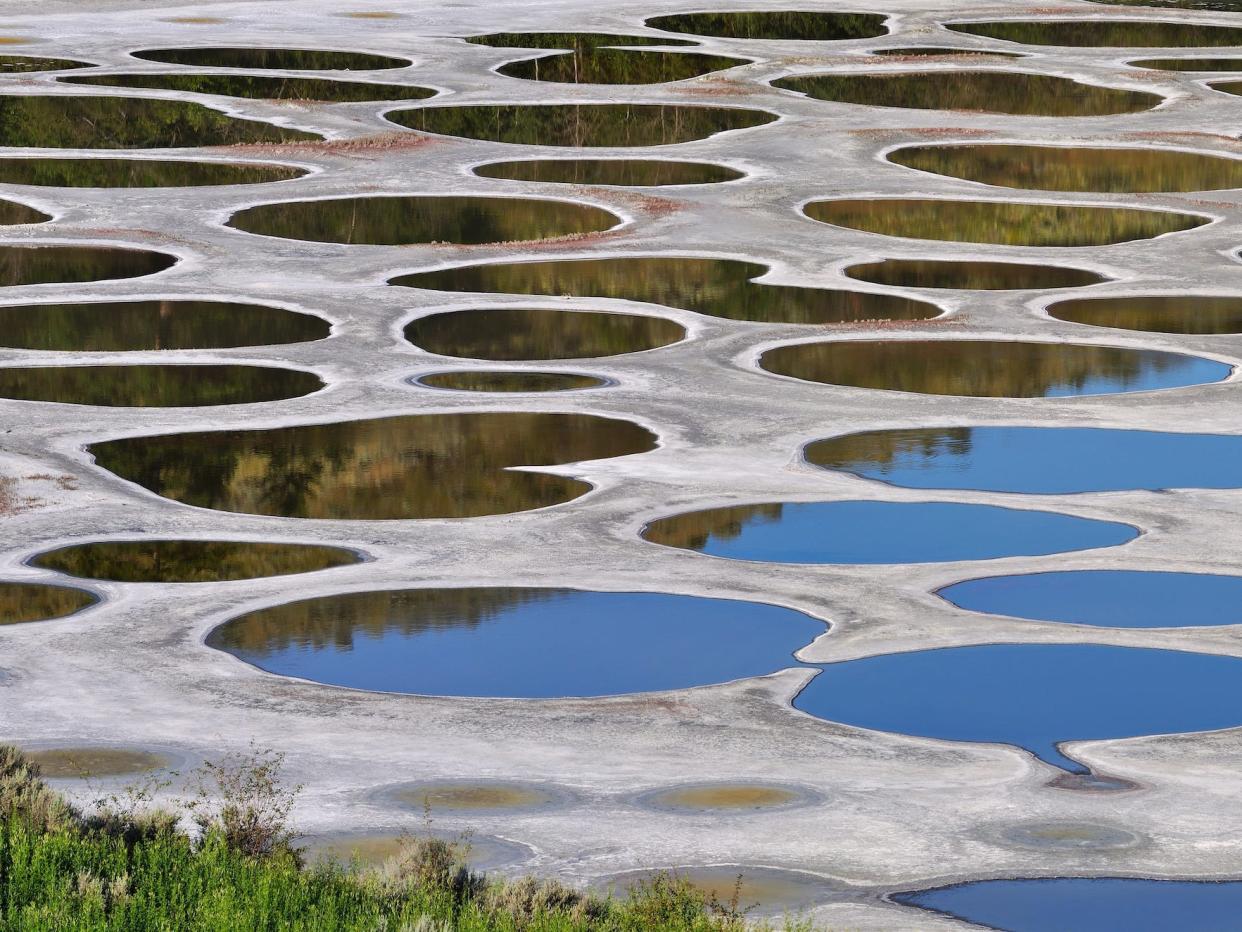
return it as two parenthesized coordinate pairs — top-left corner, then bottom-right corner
(845, 259), (1108, 290)
(473, 159), (742, 186)
(0, 364), (323, 407)
(61, 73), (436, 101)
(0, 157), (304, 187)
(33, 540), (359, 582)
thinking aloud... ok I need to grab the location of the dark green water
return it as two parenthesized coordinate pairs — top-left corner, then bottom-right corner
(0, 583), (96, 625)
(474, 159), (742, 186)
(33, 540), (359, 583)
(0, 157), (304, 187)
(0, 246), (177, 286)
(130, 47), (411, 69)
(61, 73), (435, 101)
(645, 11), (888, 40)
(0, 365), (323, 407)
(845, 259), (1108, 290)
(416, 371), (606, 392)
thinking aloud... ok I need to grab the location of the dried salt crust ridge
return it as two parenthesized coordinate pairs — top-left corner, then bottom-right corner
(4, 0), (1242, 925)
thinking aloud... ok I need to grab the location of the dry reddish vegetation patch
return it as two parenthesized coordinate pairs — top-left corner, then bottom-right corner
(821, 316), (969, 331)
(590, 189), (686, 218)
(681, 79), (757, 97)
(1127, 130), (1242, 147)
(227, 132), (440, 158)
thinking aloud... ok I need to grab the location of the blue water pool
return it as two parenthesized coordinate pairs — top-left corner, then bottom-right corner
(896, 877), (1242, 931)
(642, 501), (1136, 564)
(794, 644), (1242, 772)
(941, 571), (1242, 628)
(208, 588), (826, 697)
(806, 427), (1242, 493)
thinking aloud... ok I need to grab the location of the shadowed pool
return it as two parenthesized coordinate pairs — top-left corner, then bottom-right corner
(948, 19), (1242, 47)
(1134, 57), (1242, 71)
(889, 144), (1242, 193)
(489, 37), (748, 84)
(941, 571), (1242, 629)
(61, 73), (436, 101)
(0, 582), (96, 625)
(1048, 295), (1242, 335)
(415, 371), (606, 392)
(130, 47), (412, 69)
(760, 340), (1230, 397)
(772, 71), (1161, 116)
(0, 95), (317, 147)
(32, 540), (359, 583)
(645, 11), (889, 41)
(207, 588), (825, 697)
(844, 259), (1108, 290)
(805, 426), (1242, 493)
(806, 198), (1206, 246)
(89, 412), (657, 519)
(0, 299), (329, 350)
(228, 195), (620, 245)
(0, 157), (305, 187)
(643, 501), (1136, 563)
(0, 246), (176, 286)
(405, 308), (684, 360)
(386, 104), (776, 146)
(796, 644), (1242, 771)
(394, 257), (941, 324)
(0, 364), (322, 407)
(896, 877), (1242, 931)
(0, 55), (91, 71)
(474, 159), (743, 186)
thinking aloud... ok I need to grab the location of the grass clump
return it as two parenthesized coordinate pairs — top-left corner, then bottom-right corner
(0, 744), (818, 930)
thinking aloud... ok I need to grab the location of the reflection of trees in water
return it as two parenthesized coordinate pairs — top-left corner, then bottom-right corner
(805, 427), (975, 475)
(499, 49), (745, 84)
(1049, 296), (1242, 335)
(0, 198), (46, 225)
(891, 145), (1242, 194)
(229, 196), (617, 245)
(846, 259), (1103, 290)
(62, 73), (435, 102)
(90, 412), (657, 519)
(773, 72), (1159, 117)
(397, 257), (938, 324)
(34, 540), (357, 583)
(388, 104), (775, 147)
(762, 340), (1198, 397)
(949, 19), (1242, 47)
(475, 159), (741, 186)
(468, 33), (697, 49)
(131, 47), (410, 70)
(0, 364), (321, 407)
(0, 55), (90, 73)
(0, 246), (175, 286)
(645, 12), (887, 40)
(0, 95), (316, 148)
(419, 371), (603, 392)
(405, 308), (684, 360)
(0, 157), (301, 187)
(1135, 58), (1242, 71)
(211, 587), (559, 655)
(0, 582), (95, 625)
(0, 300), (328, 351)
(808, 199), (1204, 246)
(644, 503), (784, 551)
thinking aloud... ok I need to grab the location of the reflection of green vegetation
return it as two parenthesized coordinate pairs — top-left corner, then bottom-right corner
(0, 157), (301, 187)
(418, 371), (604, 392)
(405, 308), (684, 360)
(395, 258), (940, 324)
(1133, 57), (1242, 71)
(806, 427), (974, 475)
(62, 74), (434, 102)
(0, 246), (175, 286)
(645, 11), (887, 40)
(1049, 295), (1242, 335)
(388, 103), (775, 146)
(644, 504), (784, 551)
(0, 95), (316, 148)
(870, 47), (1022, 58)
(949, 19), (1242, 47)
(131, 47), (410, 69)
(0, 300), (328, 350)
(229, 195), (618, 245)
(0, 365), (321, 407)
(0, 56), (90, 72)
(773, 72), (1159, 116)
(90, 412), (657, 519)
(0, 198), (46, 224)
(761, 339), (1194, 397)
(211, 587), (555, 654)
(499, 48), (746, 84)
(846, 259), (1106, 290)
(34, 540), (357, 582)
(806, 198), (1206, 246)
(467, 33), (696, 49)
(1210, 79), (1242, 97)
(474, 158), (742, 186)
(0, 582), (95, 625)
(891, 144), (1242, 193)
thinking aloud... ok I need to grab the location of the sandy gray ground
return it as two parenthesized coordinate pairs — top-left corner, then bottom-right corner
(2, 0), (1242, 926)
